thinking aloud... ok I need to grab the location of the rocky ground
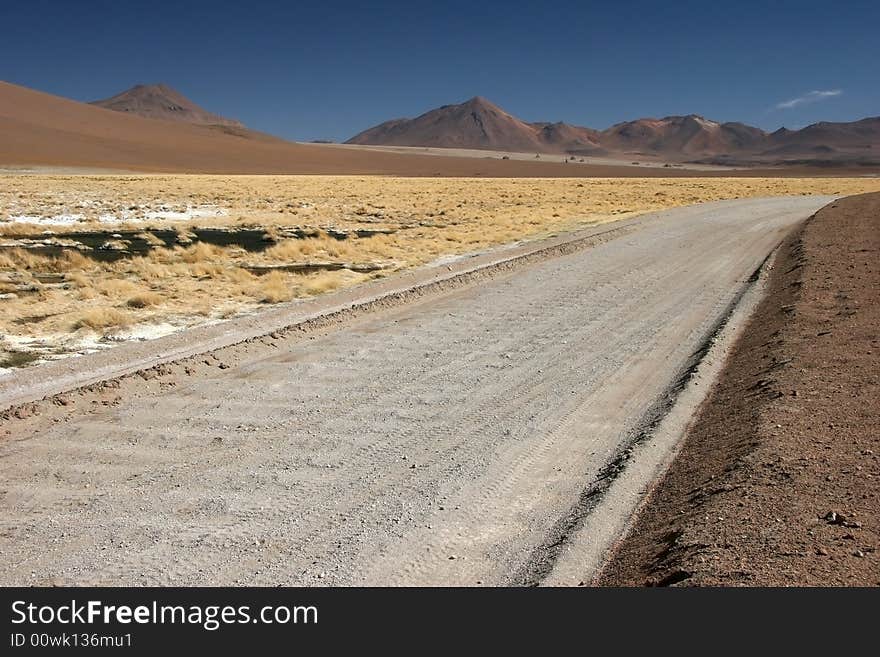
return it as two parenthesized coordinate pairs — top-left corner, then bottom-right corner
(600, 192), (879, 586)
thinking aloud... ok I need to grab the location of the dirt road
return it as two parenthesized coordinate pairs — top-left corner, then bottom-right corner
(600, 193), (879, 586)
(0, 197), (831, 586)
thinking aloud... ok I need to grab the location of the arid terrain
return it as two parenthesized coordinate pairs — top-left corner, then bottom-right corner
(0, 82), (624, 177)
(349, 96), (880, 167)
(3, 175), (880, 370)
(4, 81), (879, 175)
(0, 197), (830, 585)
(0, 81), (748, 177)
(600, 193), (879, 586)
(1, 74), (878, 589)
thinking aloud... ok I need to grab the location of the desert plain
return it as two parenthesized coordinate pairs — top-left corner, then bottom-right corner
(3, 173), (880, 370)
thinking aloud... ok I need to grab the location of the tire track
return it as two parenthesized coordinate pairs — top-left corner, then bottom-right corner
(0, 197), (831, 585)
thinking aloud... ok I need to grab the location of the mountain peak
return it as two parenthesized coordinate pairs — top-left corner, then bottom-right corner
(347, 96), (601, 153)
(129, 82), (177, 96)
(461, 96), (503, 112)
(90, 84), (243, 128)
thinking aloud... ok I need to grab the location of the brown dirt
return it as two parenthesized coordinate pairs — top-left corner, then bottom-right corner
(599, 192), (880, 586)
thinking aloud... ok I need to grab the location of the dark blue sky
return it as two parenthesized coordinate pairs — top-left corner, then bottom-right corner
(2, 0), (877, 141)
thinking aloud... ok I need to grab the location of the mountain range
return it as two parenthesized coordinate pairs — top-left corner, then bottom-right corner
(347, 96), (880, 164)
(0, 81), (653, 177)
(1, 80), (877, 172)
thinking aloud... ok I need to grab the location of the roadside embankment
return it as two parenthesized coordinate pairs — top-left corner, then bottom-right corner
(599, 192), (879, 586)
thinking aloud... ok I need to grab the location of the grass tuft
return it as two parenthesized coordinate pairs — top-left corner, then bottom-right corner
(126, 291), (164, 308)
(71, 307), (131, 331)
(257, 271), (293, 303)
(301, 272), (344, 296)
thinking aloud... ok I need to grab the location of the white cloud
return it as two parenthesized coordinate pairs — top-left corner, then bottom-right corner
(775, 89), (842, 110)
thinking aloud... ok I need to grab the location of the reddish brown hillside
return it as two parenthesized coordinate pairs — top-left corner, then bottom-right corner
(600, 115), (767, 156)
(91, 83), (244, 128)
(347, 96), (548, 151)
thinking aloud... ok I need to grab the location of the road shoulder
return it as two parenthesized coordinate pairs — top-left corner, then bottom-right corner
(599, 192), (880, 586)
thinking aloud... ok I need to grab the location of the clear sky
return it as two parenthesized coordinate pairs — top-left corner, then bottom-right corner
(1, 0), (877, 142)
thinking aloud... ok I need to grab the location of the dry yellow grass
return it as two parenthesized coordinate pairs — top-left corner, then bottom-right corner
(4, 175), (880, 240)
(2, 174), (880, 357)
(257, 271), (294, 304)
(126, 291), (164, 308)
(71, 307), (131, 331)
(301, 271), (347, 296)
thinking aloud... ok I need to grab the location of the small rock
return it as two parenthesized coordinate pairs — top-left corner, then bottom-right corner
(822, 511), (844, 525)
(13, 405), (35, 420)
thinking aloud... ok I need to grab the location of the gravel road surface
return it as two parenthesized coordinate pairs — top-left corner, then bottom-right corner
(600, 192), (878, 586)
(0, 196), (831, 586)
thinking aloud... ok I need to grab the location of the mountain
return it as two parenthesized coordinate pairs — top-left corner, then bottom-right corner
(90, 83), (244, 128)
(532, 122), (604, 154)
(347, 96), (548, 152)
(348, 98), (878, 164)
(348, 99), (768, 157)
(347, 96), (607, 154)
(600, 115), (767, 156)
(2, 81), (876, 173)
(763, 117), (880, 156)
(0, 81), (657, 177)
